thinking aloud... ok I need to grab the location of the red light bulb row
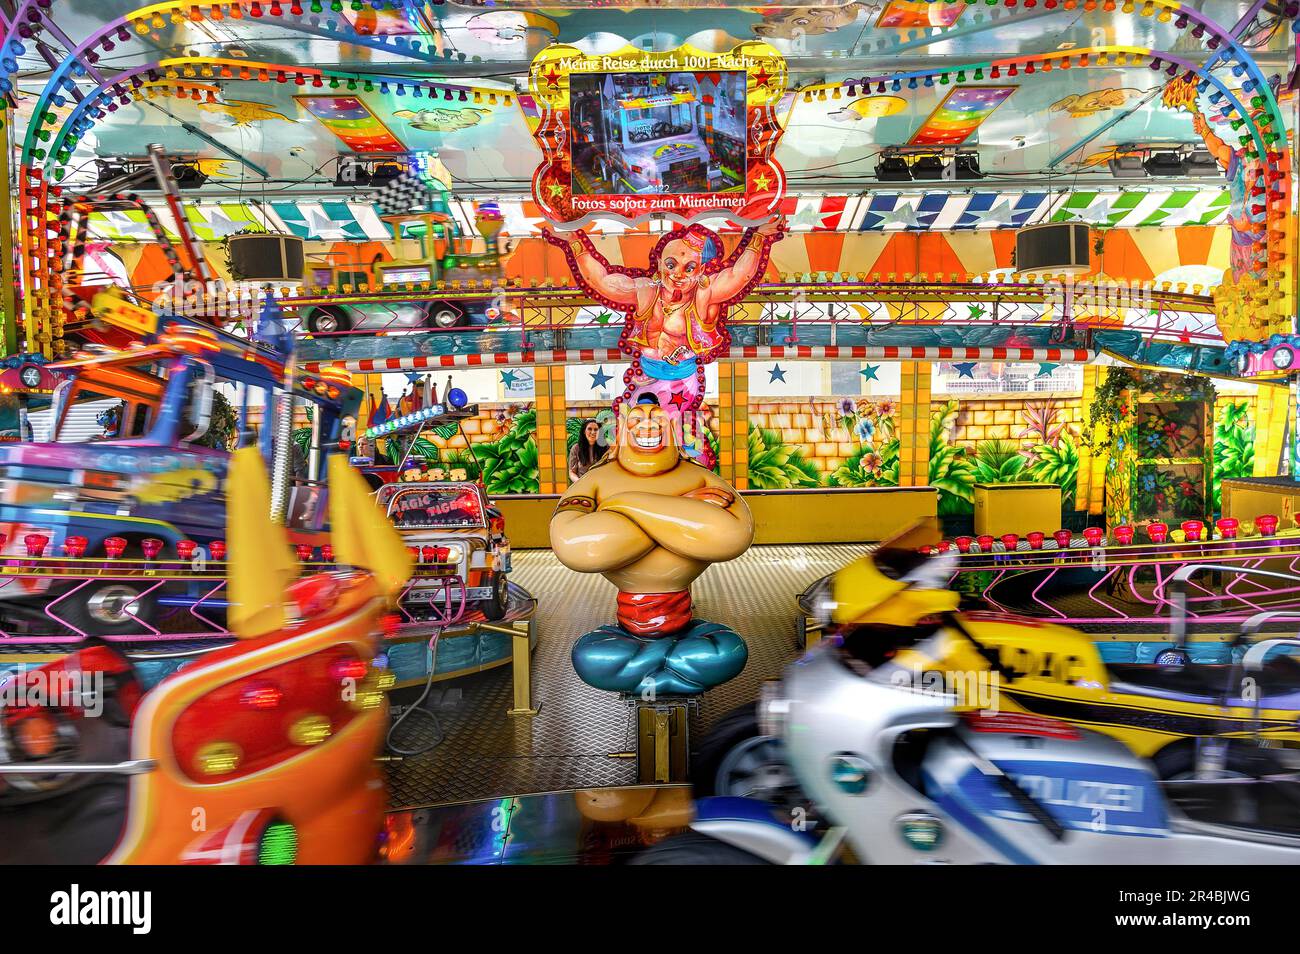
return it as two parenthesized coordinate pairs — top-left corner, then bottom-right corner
(941, 515), (1276, 553)
(293, 545), (336, 562)
(17, 537), (352, 562)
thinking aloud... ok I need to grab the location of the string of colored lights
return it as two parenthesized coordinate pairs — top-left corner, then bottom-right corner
(31, 56), (517, 172)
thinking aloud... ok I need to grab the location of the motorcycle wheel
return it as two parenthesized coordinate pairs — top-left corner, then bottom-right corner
(693, 703), (800, 805)
(1154, 742), (1282, 780)
(628, 832), (771, 865)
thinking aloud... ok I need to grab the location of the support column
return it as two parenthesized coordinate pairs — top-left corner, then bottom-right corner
(897, 361), (931, 486)
(715, 361), (749, 487)
(1253, 383), (1289, 477)
(533, 364), (567, 494)
(1077, 364), (1105, 514)
(0, 119), (16, 356)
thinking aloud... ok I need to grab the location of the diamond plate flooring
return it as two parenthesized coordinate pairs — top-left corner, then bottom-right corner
(384, 543), (871, 808)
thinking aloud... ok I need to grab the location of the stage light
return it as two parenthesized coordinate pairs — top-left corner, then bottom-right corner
(875, 156), (911, 181)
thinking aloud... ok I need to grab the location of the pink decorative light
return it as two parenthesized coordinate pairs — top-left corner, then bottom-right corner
(209, 540), (227, 560)
(976, 534), (995, 553)
(321, 544), (335, 562)
(24, 534), (49, 557)
(1053, 530), (1072, 549)
(1180, 520), (1204, 542)
(1113, 525), (1134, 545)
(1000, 533), (1020, 552)
(1215, 518), (1239, 539)
(296, 543), (314, 562)
(1147, 523), (1168, 543)
(1027, 531), (1044, 550)
(103, 536), (127, 558)
(1082, 527), (1104, 546)
(141, 538), (164, 560)
(954, 536), (973, 553)
(62, 535), (88, 558)
(1257, 514), (1279, 536)
(177, 540), (197, 559)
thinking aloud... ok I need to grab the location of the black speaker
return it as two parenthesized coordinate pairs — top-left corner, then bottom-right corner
(1014, 222), (1091, 275)
(226, 233), (306, 282)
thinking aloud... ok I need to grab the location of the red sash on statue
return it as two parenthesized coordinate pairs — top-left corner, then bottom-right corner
(616, 590), (693, 637)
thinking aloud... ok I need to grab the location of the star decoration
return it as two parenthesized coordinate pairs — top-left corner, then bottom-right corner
(594, 311), (614, 325)
(668, 391), (688, 408)
(202, 205), (255, 239)
(953, 362), (977, 379)
(1064, 198), (1114, 225)
(875, 200), (919, 230)
(788, 203), (824, 230)
(967, 304), (986, 320)
(859, 364), (881, 382)
(768, 363), (787, 383)
(752, 65), (772, 87)
(752, 171), (773, 192)
(980, 198), (1020, 229)
(542, 67), (562, 89)
(589, 366), (612, 389)
(1036, 363), (1059, 377)
(501, 369), (521, 387)
(302, 206), (358, 240)
(547, 182), (566, 198)
(404, 371), (424, 386)
(101, 210), (157, 240)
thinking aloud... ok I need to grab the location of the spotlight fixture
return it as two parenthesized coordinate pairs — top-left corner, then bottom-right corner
(954, 152), (983, 179)
(910, 154), (947, 180)
(1181, 148), (1219, 175)
(1107, 154), (1148, 178)
(874, 155), (912, 182)
(1142, 150), (1186, 176)
(335, 156), (371, 187)
(171, 161), (209, 189)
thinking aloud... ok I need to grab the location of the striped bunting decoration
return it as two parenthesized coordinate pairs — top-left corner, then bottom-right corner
(303, 344), (1097, 374)
(84, 190), (1232, 242)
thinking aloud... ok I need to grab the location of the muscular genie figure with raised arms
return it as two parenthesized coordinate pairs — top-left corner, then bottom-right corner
(544, 219), (782, 468)
(550, 395), (754, 695)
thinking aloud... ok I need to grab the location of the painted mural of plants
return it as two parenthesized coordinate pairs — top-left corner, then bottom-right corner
(1018, 399), (1065, 447)
(1212, 400), (1255, 511)
(831, 438), (901, 487)
(1136, 401), (1205, 458)
(1025, 434), (1080, 508)
(438, 447), (483, 480)
(972, 440), (1027, 484)
(1134, 464), (1204, 520)
(929, 399), (977, 515)
(746, 423), (822, 489)
(822, 398), (897, 445)
(474, 408), (540, 494)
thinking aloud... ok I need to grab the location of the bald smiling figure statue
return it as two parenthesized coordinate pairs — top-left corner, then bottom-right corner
(550, 397), (754, 695)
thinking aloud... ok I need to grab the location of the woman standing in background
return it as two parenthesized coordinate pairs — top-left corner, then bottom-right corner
(568, 418), (603, 483)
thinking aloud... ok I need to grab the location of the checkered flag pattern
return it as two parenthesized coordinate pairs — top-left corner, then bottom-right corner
(372, 172), (437, 216)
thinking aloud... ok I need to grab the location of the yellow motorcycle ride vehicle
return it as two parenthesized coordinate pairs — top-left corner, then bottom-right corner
(816, 522), (1300, 780)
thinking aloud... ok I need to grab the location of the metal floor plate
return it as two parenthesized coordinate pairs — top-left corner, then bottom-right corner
(383, 543), (871, 808)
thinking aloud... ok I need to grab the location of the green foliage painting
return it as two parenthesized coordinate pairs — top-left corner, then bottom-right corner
(928, 399), (977, 515)
(746, 424), (822, 489)
(1024, 435), (1080, 509)
(1212, 401), (1254, 512)
(473, 408), (540, 494)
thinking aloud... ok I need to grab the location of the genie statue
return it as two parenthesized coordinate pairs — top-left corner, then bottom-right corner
(550, 395), (754, 695)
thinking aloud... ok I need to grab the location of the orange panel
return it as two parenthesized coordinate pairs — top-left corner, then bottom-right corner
(1174, 226), (1217, 266)
(805, 232), (846, 274)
